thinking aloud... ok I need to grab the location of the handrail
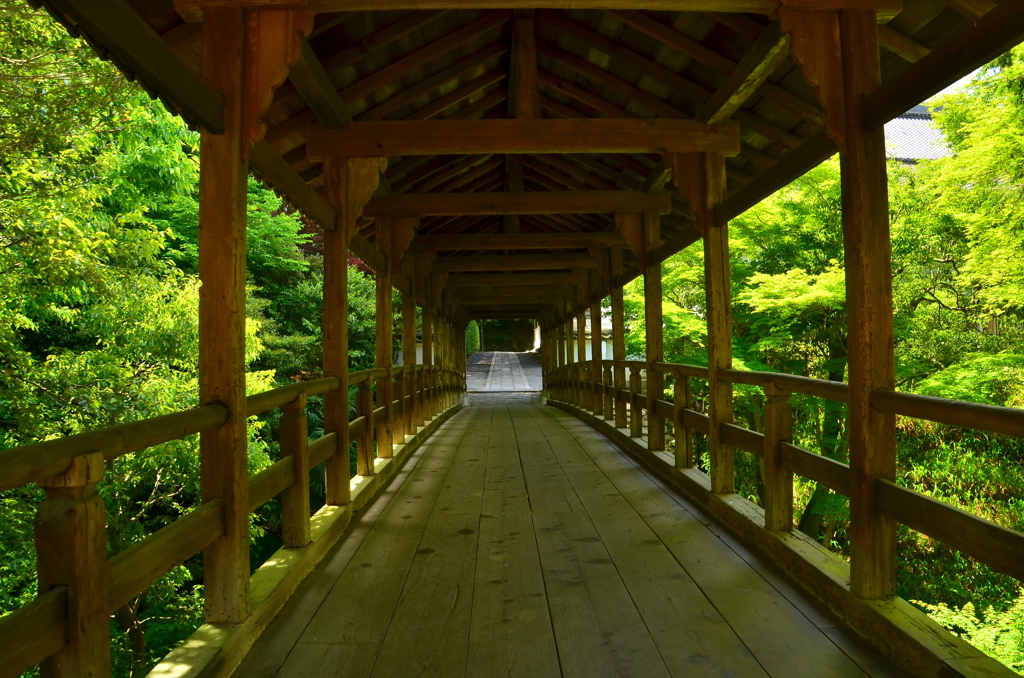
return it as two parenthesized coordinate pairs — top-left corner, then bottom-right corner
(871, 388), (1024, 438)
(0, 362), (466, 677)
(546, 358), (1024, 587)
(721, 368), (849, 403)
(0, 404), (229, 492)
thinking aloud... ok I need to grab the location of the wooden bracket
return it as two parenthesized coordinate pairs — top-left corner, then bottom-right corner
(779, 9), (846, 150)
(322, 156), (388, 240)
(243, 9), (313, 151)
(615, 213), (646, 271)
(391, 217), (419, 269)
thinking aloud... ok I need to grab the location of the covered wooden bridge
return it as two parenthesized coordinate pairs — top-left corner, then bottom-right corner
(4, 0), (1024, 676)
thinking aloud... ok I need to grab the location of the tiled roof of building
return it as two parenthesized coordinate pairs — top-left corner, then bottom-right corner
(885, 105), (949, 163)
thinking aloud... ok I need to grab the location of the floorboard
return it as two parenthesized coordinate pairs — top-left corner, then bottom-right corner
(232, 368), (909, 678)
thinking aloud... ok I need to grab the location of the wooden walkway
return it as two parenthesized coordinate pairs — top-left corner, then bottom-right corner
(466, 352), (542, 392)
(233, 398), (907, 678)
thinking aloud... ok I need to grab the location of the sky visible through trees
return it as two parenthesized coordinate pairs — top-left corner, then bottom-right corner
(3, 3), (1024, 674)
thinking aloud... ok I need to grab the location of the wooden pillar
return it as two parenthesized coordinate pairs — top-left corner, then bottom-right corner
(375, 217), (393, 459)
(590, 270), (604, 415)
(671, 152), (732, 494)
(322, 168), (349, 507)
(402, 281), (417, 440)
(198, 6), (250, 623)
(610, 247), (627, 429)
(781, 7), (896, 599)
(840, 9), (896, 599)
(644, 210), (665, 451)
(36, 453), (109, 678)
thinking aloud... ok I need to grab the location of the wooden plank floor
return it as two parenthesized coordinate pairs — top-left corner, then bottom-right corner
(232, 396), (909, 678)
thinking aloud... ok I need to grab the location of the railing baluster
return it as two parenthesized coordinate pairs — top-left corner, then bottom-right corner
(36, 452), (110, 678)
(674, 376), (693, 469)
(357, 377), (375, 476)
(280, 394), (311, 548)
(629, 367), (642, 438)
(763, 382), (794, 531)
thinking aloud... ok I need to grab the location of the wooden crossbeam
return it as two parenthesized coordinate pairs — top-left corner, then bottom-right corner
(45, 0), (223, 132)
(457, 296), (562, 306)
(362, 190), (671, 217)
(455, 284), (571, 298)
(448, 272), (577, 286)
(183, 0), (902, 18)
(697, 22), (790, 125)
(306, 119), (740, 158)
(411, 232), (624, 252)
(288, 36), (353, 128)
(435, 254), (597, 273)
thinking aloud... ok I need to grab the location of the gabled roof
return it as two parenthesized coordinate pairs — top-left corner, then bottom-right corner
(885, 104), (948, 163)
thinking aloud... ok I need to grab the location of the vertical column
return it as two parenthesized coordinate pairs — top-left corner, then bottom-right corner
(590, 270), (604, 415)
(322, 160), (350, 506)
(375, 217), (393, 459)
(610, 247), (627, 429)
(402, 278), (417, 440)
(839, 9), (896, 599)
(36, 453), (109, 677)
(198, 6), (249, 623)
(644, 210), (665, 450)
(672, 152), (732, 494)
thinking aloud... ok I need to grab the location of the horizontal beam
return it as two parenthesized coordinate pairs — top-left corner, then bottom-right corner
(306, 119), (740, 158)
(458, 296), (563, 306)
(366, 190), (670, 218)
(456, 284), (571, 298)
(435, 253), (597, 272)
(411, 232), (626, 251)
(447, 272), (577, 286)
(185, 0), (901, 18)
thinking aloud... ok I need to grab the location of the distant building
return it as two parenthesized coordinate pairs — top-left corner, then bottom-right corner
(885, 105), (949, 164)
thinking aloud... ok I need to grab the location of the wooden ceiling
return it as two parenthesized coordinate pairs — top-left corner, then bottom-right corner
(38, 0), (1024, 293)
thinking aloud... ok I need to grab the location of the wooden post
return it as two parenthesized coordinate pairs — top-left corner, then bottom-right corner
(840, 9), (897, 599)
(590, 270), (603, 415)
(644, 210), (665, 450)
(780, 6), (897, 598)
(610, 247), (627, 429)
(198, 6), (250, 623)
(604, 363), (614, 421)
(763, 382), (793, 531)
(35, 452), (110, 678)
(402, 287), (417, 440)
(673, 376), (693, 468)
(375, 217), (393, 458)
(671, 152), (732, 494)
(279, 394), (311, 548)
(357, 377), (375, 476)
(629, 367), (642, 438)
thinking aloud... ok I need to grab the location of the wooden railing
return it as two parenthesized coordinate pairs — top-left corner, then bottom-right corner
(0, 364), (464, 677)
(547, 360), (1024, 584)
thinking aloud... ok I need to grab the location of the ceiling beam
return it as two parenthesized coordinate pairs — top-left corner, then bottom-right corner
(183, 0), (902, 19)
(306, 119), (740, 158)
(456, 284), (572, 297)
(435, 254), (598, 273)
(44, 0), (223, 132)
(411, 232), (625, 251)
(448, 273), (577, 286)
(363, 190), (670, 217)
(288, 35), (353, 128)
(696, 22), (790, 125)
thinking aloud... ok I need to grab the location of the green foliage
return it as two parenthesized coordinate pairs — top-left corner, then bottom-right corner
(465, 321), (481, 355)
(916, 596), (1024, 672)
(480, 319), (534, 352)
